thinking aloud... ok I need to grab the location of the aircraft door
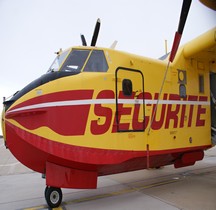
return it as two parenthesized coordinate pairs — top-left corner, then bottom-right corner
(115, 67), (145, 132)
(210, 72), (216, 144)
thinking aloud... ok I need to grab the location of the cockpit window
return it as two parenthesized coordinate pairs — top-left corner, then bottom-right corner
(83, 50), (108, 72)
(47, 50), (69, 73)
(60, 49), (90, 73)
(47, 49), (108, 74)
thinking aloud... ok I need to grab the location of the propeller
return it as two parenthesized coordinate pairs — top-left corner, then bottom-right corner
(148, 0), (192, 134)
(80, 18), (101, 47)
(80, 34), (87, 46)
(91, 18), (101, 46)
(169, 0), (192, 62)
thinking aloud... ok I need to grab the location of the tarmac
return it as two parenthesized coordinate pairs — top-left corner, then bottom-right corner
(1, 136), (216, 210)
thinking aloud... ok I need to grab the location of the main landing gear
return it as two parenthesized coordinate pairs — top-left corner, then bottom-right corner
(45, 186), (63, 208)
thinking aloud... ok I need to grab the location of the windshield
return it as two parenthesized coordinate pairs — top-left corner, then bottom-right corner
(47, 49), (108, 74)
(83, 50), (108, 72)
(47, 50), (69, 73)
(60, 49), (90, 73)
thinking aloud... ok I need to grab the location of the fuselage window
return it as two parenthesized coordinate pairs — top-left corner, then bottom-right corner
(179, 84), (187, 98)
(122, 79), (133, 96)
(83, 50), (108, 72)
(47, 50), (70, 73)
(199, 74), (204, 93)
(60, 49), (90, 73)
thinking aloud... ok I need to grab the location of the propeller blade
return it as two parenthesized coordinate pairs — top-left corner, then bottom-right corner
(169, 0), (192, 62)
(91, 18), (101, 46)
(81, 34), (87, 46)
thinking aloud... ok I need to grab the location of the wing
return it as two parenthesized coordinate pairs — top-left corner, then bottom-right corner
(183, 27), (216, 68)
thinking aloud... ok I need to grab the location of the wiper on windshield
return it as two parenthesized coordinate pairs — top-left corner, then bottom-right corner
(60, 49), (90, 73)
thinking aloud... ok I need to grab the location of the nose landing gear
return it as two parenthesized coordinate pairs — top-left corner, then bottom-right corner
(45, 186), (63, 208)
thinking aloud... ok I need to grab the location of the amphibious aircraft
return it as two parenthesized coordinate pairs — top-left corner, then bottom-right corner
(1, 0), (216, 208)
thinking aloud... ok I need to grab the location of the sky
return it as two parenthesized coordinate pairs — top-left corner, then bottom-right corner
(0, 0), (215, 135)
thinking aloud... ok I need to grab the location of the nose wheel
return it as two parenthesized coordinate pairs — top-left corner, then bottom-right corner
(45, 186), (62, 208)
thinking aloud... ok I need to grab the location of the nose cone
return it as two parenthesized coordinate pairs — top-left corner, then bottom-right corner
(1, 106), (6, 146)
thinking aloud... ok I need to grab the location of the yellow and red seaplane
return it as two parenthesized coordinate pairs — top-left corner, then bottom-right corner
(1, 0), (216, 208)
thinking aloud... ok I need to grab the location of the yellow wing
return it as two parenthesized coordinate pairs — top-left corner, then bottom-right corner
(183, 27), (216, 70)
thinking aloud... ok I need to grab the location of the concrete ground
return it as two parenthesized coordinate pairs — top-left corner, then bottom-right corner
(1, 137), (216, 210)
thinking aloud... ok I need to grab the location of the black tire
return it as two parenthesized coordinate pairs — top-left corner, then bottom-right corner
(45, 186), (62, 208)
(44, 186), (49, 197)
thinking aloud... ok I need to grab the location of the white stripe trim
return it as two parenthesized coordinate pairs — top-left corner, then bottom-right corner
(145, 99), (210, 106)
(7, 99), (210, 114)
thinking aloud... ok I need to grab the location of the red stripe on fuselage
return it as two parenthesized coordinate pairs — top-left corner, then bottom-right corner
(5, 121), (210, 175)
(9, 90), (94, 110)
(5, 121), (146, 173)
(6, 90), (94, 136)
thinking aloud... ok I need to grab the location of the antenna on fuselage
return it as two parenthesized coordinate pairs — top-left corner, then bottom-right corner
(164, 40), (168, 54)
(148, 0), (192, 135)
(110, 40), (118, 49)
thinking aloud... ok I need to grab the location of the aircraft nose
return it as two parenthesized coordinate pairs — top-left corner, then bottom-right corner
(1, 104), (7, 147)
